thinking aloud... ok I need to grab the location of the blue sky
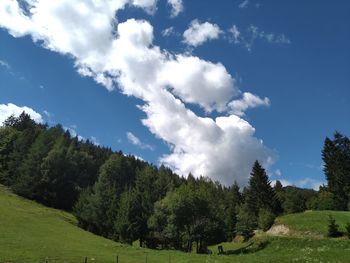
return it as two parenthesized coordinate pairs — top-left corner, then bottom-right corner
(0, 0), (349, 189)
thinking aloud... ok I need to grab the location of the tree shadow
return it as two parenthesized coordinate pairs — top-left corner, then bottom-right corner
(221, 240), (270, 255)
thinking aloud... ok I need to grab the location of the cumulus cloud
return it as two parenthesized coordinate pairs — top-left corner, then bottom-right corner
(127, 132), (154, 150)
(0, 103), (43, 125)
(183, 20), (222, 47)
(167, 0), (183, 17)
(0, 0), (275, 186)
(228, 92), (270, 116)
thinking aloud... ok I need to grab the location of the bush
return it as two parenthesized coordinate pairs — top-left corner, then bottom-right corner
(236, 204), (257, 242)
(345, 222), (350, 239)
(258, 209), (276, 231)
(327, 215), (342, 237)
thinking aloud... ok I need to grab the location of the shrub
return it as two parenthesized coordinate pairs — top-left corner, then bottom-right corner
(345, 222), (350, 239)
(258, 209), (276, 231)
(327, 215), (342, 237)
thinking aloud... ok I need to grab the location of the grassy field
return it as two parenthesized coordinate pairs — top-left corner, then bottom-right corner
(277, 210), (350, 236)
(1, 185), (350, 263)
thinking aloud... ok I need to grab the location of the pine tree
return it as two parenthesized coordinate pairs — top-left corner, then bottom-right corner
(327, 215), (341, 237)
(246, 161), (281, 216)
(322, 132), (350, 210)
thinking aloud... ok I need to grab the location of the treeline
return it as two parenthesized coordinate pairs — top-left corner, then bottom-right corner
(0, 113), (349, 252)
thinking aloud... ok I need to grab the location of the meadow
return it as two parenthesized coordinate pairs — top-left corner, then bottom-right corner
(1, 185), (350, 263)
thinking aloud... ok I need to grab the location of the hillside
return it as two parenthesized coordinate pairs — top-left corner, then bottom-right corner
(276, 210), (350, 237)
(1, 185), (350, 263)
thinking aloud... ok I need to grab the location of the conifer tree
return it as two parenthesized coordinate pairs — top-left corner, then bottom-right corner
(245, 161), (280, 216)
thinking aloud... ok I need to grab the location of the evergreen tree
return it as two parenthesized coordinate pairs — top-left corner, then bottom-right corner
(327, 215), (341, 237)
(322, 132), (350, 210)
(245, 161), (281, 216)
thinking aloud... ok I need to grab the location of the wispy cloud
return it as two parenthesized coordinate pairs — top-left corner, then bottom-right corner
(227, 24), (291, 51)
(0, 59), (10, 69)
(162, 26), (176, 37)
(238, 0), (249, 9)
(127, 132), (154, 151)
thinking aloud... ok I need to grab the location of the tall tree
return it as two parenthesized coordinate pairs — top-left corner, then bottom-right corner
(245, 161), (281, 216)
(322, 132), (350, 210)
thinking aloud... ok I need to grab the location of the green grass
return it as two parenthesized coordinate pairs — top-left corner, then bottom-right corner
(277, 210), (350, 236)
(1, 185), (350, 263)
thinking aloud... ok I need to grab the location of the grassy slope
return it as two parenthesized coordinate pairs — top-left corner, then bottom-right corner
(1, 185), (350, 263)
(277, 210), (350, 236)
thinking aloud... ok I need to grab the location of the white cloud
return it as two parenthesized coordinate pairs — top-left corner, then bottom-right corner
(245, 25), (291, 51)
(297, 178), (323, 191)
(90, 136), (100, 146)
(0, 1), (276, 186)
(167, 0), (183, 17)
(275, 169), (282, 177)
(228, 92), (270, 116)
(183, 20), (222, 47)
(238, 0), (249, 9)
(228, 25), (241, 44)
(0, 59), (10, 69)
(271, 179), (291, 187)
(0, 103), (43, 125)
(127, 132), (154, 150)
(63, 125), (85, 141)
(272, 177), (324, 190)
(162, 26), (175, 37)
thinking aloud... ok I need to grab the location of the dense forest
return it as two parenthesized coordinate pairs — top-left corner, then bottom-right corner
(0, 113), (349, 253)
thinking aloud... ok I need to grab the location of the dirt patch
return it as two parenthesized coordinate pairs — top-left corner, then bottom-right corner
(267, 224), (290, 236)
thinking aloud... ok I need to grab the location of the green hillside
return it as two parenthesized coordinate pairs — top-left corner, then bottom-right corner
(277, 210), (350, 236)
(1, 185), (350, 263)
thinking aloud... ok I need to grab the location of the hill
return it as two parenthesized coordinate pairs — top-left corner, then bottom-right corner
(276, 210), (350, 237)
(1, 185), (350, 263)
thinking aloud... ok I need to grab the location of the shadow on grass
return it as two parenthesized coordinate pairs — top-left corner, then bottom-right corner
(220, 240), (270, 255)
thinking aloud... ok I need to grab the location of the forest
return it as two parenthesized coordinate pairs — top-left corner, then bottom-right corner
(0, 113), (349, 253)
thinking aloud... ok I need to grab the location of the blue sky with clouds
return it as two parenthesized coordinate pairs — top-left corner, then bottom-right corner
(0, 0), (349, 189)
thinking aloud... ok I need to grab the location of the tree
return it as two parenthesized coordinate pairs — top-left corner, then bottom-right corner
(245, 161), (281, 216)
(327, 215), (341, 237)
(115, 188), (142, 244)
(148, 183), (224, 252)
(224, 182), (241, 240)
(236, 203), (256, 241)
(322, 132), (350, 210)
(258, 208), (276, 231)
(282, 187), (306, 213)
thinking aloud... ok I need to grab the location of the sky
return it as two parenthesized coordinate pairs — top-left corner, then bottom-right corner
(0, 0), (349, 189)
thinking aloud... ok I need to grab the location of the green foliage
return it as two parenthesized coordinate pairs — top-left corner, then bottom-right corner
(282, 187), (306, 214)
(245, 161), (281, 216)
(322, 132), (350, 210)
(308, 191), (335, 210)
(258, 209), (276, 231)
(236, 203), (257, 242)
(148, 182), (225, 252)
(3, 186), (350, 263)
(327, 215), (342, 237)
(345, 222), (350, 239)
